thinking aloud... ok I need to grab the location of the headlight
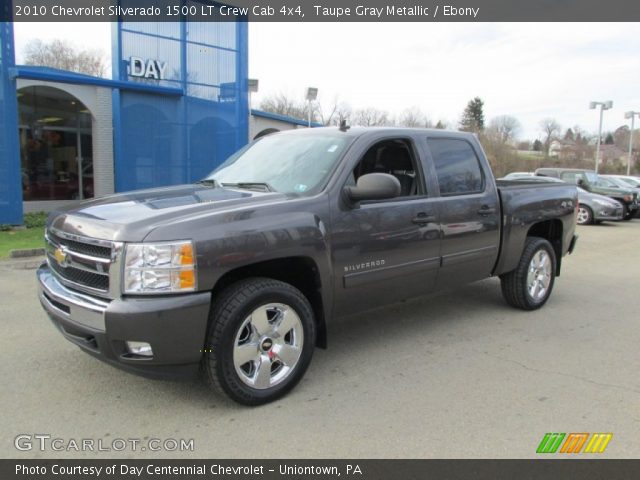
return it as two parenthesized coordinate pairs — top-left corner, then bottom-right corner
(124, 241), (196, 294)
(593, 199), (616, 207)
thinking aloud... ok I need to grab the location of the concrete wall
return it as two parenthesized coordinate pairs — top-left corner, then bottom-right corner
(249, 114), (306, 140)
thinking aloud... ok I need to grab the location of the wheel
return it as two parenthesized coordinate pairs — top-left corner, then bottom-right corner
(203, 278), (315, 405)
(576, 205), (593, 225)
(621, 204), (633, 221)
(500, 237), (556, 310)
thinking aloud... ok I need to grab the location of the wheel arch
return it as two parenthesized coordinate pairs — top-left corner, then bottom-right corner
(527, 219), (563, 275)
(211, 256), (327, 348)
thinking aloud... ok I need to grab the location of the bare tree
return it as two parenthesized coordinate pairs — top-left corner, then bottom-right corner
(318, 96), (352, 126)
(23, 39), (107, 77)
(539, 118), (561, 157)
(398, 107), (431, 128)
(489, 115), (521, 144)
(352, 107), (391, 127)
(259, 92), (307, 119)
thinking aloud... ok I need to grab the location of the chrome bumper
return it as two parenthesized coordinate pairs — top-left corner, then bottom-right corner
(37, 263), (109, 332)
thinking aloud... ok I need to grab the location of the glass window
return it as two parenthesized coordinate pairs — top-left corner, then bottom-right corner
(428, 138), (483, 196)
(18, 86), (93, 201)
(560, 172), (580, 184)
(206, 132), (352, 195)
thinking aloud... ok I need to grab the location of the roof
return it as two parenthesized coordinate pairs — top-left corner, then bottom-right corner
(251, 109), (323, 128)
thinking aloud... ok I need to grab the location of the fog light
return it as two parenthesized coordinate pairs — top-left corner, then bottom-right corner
(125, 341), (153, 357)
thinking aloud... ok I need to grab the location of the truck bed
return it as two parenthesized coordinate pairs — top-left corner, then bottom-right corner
(493, 180), (578, 276)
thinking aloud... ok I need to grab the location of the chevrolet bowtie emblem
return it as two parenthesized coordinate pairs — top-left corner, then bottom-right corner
(54, 247), (68, 267)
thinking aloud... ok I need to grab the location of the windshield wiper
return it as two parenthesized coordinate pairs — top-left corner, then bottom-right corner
(221, 182), (276, 192)
(195, 178), (219, 187)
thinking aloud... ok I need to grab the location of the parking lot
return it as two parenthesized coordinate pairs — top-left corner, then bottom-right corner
(1, 220), (639, 459)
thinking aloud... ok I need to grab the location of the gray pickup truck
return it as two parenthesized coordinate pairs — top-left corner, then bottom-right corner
(38, 127), (578, 405)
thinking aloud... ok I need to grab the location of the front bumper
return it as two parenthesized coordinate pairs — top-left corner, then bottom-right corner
(594, 206), (624, 222)
(37, 263), (211, 380)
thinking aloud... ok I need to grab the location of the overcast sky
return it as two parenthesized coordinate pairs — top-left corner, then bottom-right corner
(13, 22), (640, 140)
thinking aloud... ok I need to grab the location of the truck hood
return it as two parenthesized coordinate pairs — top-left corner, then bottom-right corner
(49, 184), (287, 242)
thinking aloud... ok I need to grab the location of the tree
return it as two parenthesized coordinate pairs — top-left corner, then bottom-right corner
(435, 120), (447, 129)
(398, 107), (431, 128)
(23, 39), (107, 77)
(539, 118), (561, 157)
(488, 115), (521, 143)
(564, 128), (575, 141)
(459, 97), (485, 132)
(604, 133), (614, 145)
(532, 139), (543, 151)
(352, 107), (391, 127)
(259, 92), (308, 120)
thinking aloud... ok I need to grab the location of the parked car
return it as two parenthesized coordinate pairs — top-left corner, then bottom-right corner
(575, 188), (624, 225)
(38, 127), (579, 405)
(501, 174), (623, 225)
(535, 168), (638, 220)
(600, 175), (640, 194)
(605, 175), (640, 188)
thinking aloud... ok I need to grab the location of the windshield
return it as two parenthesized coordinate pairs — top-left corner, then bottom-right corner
(584, 171), (599, 183)
(606, 177), (633, 189)
(618, 177), (640, 187)
(204, 132), (352, 195)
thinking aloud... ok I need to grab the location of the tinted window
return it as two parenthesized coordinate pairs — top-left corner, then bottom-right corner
(560, 172), (580, 184)
(428, 139), (483, 195)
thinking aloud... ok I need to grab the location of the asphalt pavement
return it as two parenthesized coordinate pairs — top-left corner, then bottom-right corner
(1, 220), (639, 459)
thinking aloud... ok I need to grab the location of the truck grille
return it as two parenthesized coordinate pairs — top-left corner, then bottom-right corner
(45, 228), (115, 298)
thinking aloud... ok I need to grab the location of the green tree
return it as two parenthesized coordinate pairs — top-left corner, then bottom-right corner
(459, 97), (485, 132)
(532, 139), (543, 151)
(605, 133), (614, 145)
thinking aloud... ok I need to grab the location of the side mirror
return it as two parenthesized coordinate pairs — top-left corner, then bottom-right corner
(576, 178), (585, 187)
(344, 173), (401, 202)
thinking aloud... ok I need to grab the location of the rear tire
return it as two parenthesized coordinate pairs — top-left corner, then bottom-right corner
(576, 205), (593, 225)
(622, 205), (633, 221)
(203, 278), (316, 406)
(500, 237), (556, 310)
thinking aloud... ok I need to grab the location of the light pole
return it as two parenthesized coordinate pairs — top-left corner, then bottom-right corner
(624, 111), (639, 176)
(248, 79), (259, 141)
(306, 87), (318, 128)
(589, 100), (613, 173)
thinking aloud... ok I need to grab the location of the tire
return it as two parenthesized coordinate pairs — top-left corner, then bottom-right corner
(203, 278), (316, 406)
(500, 237), (556, 311)
(622, 204), (633, 221)
(576, 205), (593, 225)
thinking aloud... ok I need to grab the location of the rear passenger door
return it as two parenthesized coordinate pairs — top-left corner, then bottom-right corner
(424, 137), (500, 289)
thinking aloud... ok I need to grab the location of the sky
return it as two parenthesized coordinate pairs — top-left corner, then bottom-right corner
(12, 21), (640, 140)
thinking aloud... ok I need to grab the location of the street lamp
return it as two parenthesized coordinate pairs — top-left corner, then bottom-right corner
(306, 87), (318, 128)
(624, 111), (639, 176)
(589, 100), (613, 173)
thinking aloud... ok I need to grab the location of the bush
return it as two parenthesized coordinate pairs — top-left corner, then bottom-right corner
(0, 224), (12, 232)
(23, 211), (48, 229)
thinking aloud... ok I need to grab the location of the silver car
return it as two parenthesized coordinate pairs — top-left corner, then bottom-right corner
(500, 173), (623, 225)
(576, 187), (623, 225)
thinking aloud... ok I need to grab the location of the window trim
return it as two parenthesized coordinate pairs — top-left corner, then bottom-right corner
(344, 136), (429, 205)
(426, 137), (486, 197)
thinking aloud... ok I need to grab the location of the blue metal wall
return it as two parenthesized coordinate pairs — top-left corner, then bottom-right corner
(113, 2), (249, 192)
(0, 14), (23, 224)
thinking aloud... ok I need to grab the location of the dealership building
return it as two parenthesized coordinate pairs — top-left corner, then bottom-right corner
(0, 7), (318, 224)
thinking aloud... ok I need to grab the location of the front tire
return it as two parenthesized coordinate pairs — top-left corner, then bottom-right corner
(204, 278), (316, 406)
(500, 237), (556, 310)
(576, 205), (593, 225)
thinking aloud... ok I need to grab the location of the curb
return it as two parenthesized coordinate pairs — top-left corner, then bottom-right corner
(9, 248), (46, 258)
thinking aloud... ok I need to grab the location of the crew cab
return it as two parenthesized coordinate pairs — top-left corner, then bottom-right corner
(535, 168), (638, 220)
(38, 127), (578, 405)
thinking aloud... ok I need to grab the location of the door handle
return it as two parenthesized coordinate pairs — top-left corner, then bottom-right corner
(477, 205), (496, 216)
(412, 212), (436, 224)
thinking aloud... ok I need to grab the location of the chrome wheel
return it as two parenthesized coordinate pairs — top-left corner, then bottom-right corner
(527, 250), (552, 301)
(577, 206), (591, 225)
(233, 303), (304, 389)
